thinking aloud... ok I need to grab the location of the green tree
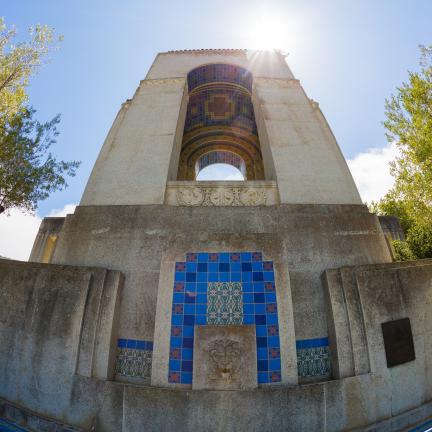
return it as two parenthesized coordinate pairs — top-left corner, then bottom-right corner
(0, 18), (61, 125)
(0, 108), (80, 214)
(373, 45), (432, 259)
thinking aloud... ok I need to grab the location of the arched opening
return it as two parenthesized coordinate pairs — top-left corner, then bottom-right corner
(196, 163), (245, 181)
(176, 63), (265, 181)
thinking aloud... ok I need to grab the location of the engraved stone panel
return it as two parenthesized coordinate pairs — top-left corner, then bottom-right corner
(193, 325), (257, 390)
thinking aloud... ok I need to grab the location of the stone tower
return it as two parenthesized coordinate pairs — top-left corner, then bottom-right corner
(2, 50), (432, 431)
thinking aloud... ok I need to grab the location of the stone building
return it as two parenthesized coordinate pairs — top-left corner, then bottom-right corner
(1, 50), (432, 431)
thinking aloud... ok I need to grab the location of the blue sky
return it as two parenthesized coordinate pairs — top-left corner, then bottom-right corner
(1, 0), (431, 259)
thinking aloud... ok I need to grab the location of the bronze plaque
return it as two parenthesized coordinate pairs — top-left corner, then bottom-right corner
(381, 318), (415, 367)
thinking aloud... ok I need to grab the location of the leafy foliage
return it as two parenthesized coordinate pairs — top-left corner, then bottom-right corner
(0, 108), (80, 213)
(373, 45), (432, 260)
(0, 18), (61, 125)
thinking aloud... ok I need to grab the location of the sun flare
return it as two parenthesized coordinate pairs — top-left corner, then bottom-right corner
(246, 11), (289, 51)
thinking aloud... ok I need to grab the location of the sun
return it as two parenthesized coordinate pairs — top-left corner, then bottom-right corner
(245, 11), (289, 51)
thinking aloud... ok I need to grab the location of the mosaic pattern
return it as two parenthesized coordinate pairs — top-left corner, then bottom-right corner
(207, 282), (243, 325)
(184, 89), (258, 134)
(197, 151), (245, 175)
(116, 339), (153, 380)
(169, 252), (281, 385)
(296, 337), (330, 378)
(188, 64), (253, 92)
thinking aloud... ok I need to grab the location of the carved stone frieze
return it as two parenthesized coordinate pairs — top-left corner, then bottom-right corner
(139, 78), (185, 87)
(175, 186), (268, 206)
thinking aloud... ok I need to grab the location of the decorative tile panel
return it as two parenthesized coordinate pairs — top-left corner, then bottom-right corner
(168, 251), (281, 385)
(207, 282), (243, 325)
(296, 337), (330, 378)
(116, 339), (153, 380)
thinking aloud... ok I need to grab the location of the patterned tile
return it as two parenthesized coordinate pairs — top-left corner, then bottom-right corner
(207, 282), (243, 325)
(116, 339), (153, 380)
(168, 251), (281, 385)
(296, 338), (330, 378)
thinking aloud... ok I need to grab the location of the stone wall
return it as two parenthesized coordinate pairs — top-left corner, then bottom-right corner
(44, 203), (391, 385)
(324, 259), (432, 418)
(0, 259), (123, 420)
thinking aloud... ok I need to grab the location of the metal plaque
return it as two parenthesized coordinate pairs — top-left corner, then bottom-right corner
(381, 317), (415, 368)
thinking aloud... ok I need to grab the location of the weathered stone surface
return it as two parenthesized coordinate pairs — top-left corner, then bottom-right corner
(193, 325), (257, 390)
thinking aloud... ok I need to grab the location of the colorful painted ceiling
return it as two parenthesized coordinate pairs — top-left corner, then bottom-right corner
(177, 64), (264, 180)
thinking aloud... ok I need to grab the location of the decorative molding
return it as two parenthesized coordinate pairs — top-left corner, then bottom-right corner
(254, 78), (300, 88)
(166, 181), (279, 206)
(163, 49), (247, 56)
(139, 78), (185, 87)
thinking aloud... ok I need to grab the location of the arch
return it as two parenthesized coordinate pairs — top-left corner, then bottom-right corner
(196, 150), (246, 179)
(176, 63), (265, 181)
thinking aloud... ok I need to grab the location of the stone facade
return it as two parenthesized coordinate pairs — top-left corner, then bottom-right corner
(1, 49), (431, 431)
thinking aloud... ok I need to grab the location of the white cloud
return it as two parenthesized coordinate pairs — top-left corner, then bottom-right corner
(0, 203), (76, 261)
(347, 143), (398, 203)
(196, 164), (244, 181)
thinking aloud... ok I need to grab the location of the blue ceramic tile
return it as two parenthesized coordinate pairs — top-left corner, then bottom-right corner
(197, 253), (208, 262)
(181, 372), (192, 384)
(183, 315), (195, 325)
(182, 338), (194, 348)
(219, 253), (230, 262)
(220, 273), (230, 282)
(255, 315), (266, 325)
(196, 283), (207, 293)
(170, 337), (182, 348)
(195, 315), (206, 325)
(181, 360), (193, 372)
(257, 360), (268, 371)
(244, 314), (255, 324)
(242, 262), (252, 272)
(265, 292), (277, 303)
(197, 272), (207, 282)
(197, 263), (207, 272)
(208, 273), (218, 282)
(175, 272), (185, 282)
(258, 372), (269, 383)
(269, 359), (281, 371)
(184, 293), (196, 304)
(253, 272), (264, 282)
(254, 293), (265, 303)
(219, 263), (230, 272)
(171, 315), (182, 325)
(118, 339), (127, 348)
(182, 348), (193, 360)
(208, 263), (218, 272)
(257, 347), (268, 359)
(173, 293), (184, 303)
(136, 340), (146, 350)
(126, 339), (136, 348)
(231, 262), (241, 272)
(196, 304), (207, 314)
(231, 272), (241, 282)
(255, 304), (265, 314)
(263, 272), (275, 282)
(196, 293), (207, 303)
(184, 304), (194, 314)
(183, 326), (194, 337)
(241, 252), (251, 261)
(186, 272), (196, 282)
(243, 293), (254, 303)
(256, 325), (267, 337)
(242, 272), (253, 282)
(185, 283), (196, 292)
(267, 314), (278, 325)
(243, 304), (254, 314)
(256, 337), (268, 347)
(252, 262), (263, 271)
(186, 262), (197, 272)
(169, 359), (181, 371)
(267, 336), (280, 348)
(243, 283), (253, 293)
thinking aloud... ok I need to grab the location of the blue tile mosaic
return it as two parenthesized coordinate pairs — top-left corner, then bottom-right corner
(296, 337), (331, 378)
(116, 339), (153, 380)
(168, 251), (281, 385)
(0, 419), (29, 432)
